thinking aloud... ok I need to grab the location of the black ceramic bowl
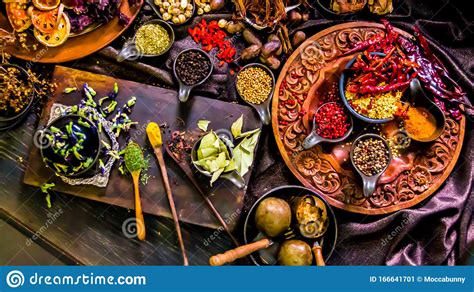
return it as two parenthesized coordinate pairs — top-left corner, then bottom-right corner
(0, 64), (35, 131)
(339, 52), (397, 124)
(38, 114), (102, 178)
(243, 185), (338, 266)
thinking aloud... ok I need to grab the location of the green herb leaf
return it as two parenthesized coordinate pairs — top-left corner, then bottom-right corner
(231, 115), (243, 138)
(197, 120), (210, 132)
(231, 114), (260, 139)
(232, 130), (261, 177)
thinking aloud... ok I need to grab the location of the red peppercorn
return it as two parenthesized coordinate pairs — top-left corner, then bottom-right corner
(314, 103), (350, 139)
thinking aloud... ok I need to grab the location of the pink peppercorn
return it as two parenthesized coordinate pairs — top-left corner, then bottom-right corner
(315, 103), (350, 139)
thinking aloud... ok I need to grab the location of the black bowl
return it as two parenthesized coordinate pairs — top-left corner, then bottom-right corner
(38, 114), (101, 178)
(0, 64), (35, 131)
(243, 185), (338, 266)
(339, 52), (397, 124)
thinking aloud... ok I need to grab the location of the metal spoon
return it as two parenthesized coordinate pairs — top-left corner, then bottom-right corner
(302, 102), (353, 149)
(350, 134), (392, 198)
(235, 63), (274, 125)
(405, 78), (446, 142)
(173, 48), (213, 103)
(293, 194), (329, 266)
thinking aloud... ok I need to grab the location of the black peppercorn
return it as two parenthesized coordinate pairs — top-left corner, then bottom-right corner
(175, 50), (212, 86)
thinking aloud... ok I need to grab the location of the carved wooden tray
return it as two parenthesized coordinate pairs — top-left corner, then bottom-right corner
(272, 22), (466, 215)
(0, 0), (142, 63)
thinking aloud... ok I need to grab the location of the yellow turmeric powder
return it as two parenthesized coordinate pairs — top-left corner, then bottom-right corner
(403, 107), (437, 140)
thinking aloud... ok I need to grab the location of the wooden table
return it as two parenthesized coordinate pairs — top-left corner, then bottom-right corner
(0, 98), (244, 266)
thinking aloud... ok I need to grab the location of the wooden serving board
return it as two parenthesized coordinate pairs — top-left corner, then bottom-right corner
(24, 66), (262, 230)
(272, 22), (466, 215)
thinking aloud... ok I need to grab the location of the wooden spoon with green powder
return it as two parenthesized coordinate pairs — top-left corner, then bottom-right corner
(124, 142), (146, 241)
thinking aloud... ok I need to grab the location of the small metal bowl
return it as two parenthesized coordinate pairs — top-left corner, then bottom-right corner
(243, 185), (337, 266)
(235, 63), (275, 125)
(117, 19), (175, 62)
(340, 52), (397, 124)
(403, 78), (446, 143)
(0, 64), (35, 131)
(190, 129), (245, 189)
(146, 0), (195, 26)
(37, 114), (102, 178)
(350, 133), (392, 198)
(302, 102), (353, 149)
(173, 48), (213, 103)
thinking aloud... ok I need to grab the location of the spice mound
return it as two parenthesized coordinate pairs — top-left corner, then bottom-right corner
(175, 50), (212, 85)
(345, 89), (402, 120)
(352, 137), (390, 176)
(236, 66), (272, 105)
(403, 106), (437, 140)
(0, 66), (33, 117)
(124, 142), (146, 172)
(135, 23), (171, 55)
(315, 103), (350, 139)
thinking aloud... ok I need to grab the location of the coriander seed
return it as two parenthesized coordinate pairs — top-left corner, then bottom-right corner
(236, 66), (273, 105)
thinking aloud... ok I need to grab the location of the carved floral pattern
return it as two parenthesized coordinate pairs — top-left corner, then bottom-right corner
(275, 24), (464, 214)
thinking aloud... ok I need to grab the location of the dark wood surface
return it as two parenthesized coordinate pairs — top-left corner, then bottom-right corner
(24, 66), (262, 231)
(0, 66), (263, 265)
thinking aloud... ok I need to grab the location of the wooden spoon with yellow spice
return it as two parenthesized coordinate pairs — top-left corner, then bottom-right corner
(147, 122), (189, 266)
(124, 142), (146, 241)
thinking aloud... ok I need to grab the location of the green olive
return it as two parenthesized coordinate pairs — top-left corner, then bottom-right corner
(278, 240), (313, 266)
(254, 197), (291, 237)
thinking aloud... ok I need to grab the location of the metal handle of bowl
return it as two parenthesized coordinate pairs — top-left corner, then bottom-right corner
(254, 103), (271, 125)
(302, 131), (324, 149)
(178, 85), (192, 103)
(117, 42), (139, 62)
(362, 175), (379, 198)
(221, 171), (246, 189)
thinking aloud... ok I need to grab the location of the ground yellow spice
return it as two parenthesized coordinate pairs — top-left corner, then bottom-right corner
(403, 107), (437, 140)
(345, 89), (402, 120)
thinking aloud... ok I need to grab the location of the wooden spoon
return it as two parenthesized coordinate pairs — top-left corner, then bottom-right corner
(124, 142), (146, 241)
(147, 122), (189, 266)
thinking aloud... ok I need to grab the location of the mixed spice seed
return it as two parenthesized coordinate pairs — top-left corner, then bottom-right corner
(175, 50), (212, 85)
(236, 66), (272, 105)
(352, 137), (390, 176)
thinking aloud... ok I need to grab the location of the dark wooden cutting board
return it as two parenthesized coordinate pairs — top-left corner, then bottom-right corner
(23, 66), (262, 231)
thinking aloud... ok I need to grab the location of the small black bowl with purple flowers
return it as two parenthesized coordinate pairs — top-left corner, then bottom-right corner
(37, 114), (102, 178)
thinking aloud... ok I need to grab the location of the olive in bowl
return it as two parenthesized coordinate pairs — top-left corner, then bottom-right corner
(37, 114), (101, 177)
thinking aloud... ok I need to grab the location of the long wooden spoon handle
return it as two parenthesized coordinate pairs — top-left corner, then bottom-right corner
(132, 174), (146, 241)
(312, 244), (325, 266)
(155, 148), (189, 266)
(209, 238), (271, 266)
